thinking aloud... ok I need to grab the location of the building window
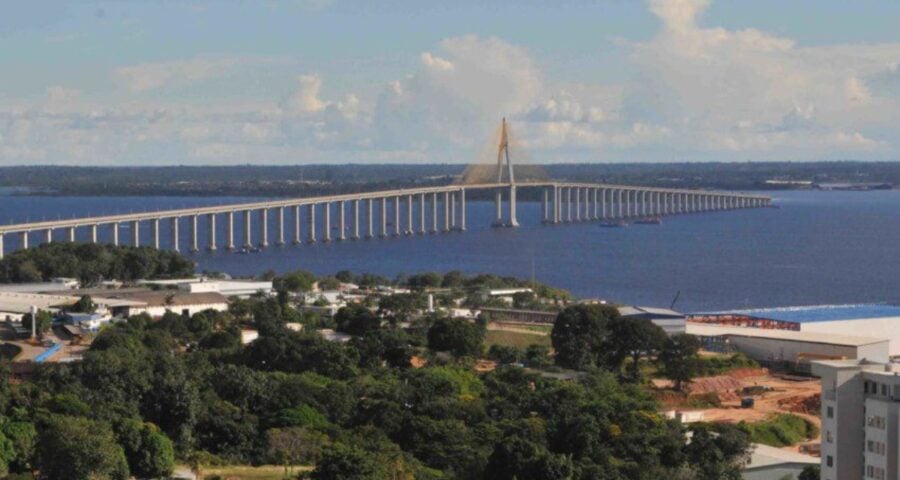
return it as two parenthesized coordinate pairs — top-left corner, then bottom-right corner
(826, 455), (833, 467)
(827, 406), (834, 418)
(867, 415), (886, 430)
(882, 384), (888, 396)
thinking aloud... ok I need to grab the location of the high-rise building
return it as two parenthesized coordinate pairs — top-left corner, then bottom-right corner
(813, 359), (900, 480)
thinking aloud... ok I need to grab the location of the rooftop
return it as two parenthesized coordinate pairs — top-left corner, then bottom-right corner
(697, 303), (900, 324)
(0, 292), (78, 314)
(686, 323), (888, 347)
(745, 443), (818, 471)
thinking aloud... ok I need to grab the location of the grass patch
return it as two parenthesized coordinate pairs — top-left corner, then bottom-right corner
(485, 330), (551, 350)
(197, 464), (312, 480)
(740, 413), (818, 447)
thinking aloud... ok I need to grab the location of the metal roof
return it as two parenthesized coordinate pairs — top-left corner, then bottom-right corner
(698, 304), (900, 324)
(686, 323), (888, 347)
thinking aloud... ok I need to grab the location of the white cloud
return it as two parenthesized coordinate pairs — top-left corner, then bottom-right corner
(113, 56), (283, 93)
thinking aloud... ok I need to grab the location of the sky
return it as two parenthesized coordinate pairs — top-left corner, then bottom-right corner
(2, 0), (900, 166)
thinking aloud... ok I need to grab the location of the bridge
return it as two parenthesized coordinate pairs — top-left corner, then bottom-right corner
(0, 120), (771, 259)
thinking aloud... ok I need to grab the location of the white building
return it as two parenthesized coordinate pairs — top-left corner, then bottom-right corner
(691, 304), (900, 355)
(618, 306), (686, 335)
(138, 278), (273, 298)
(114, 291), (228, 318)
(812, 359), (900, 480)
(688, 323), (891, 366)
(742, 443), (819, 480)
(0, 292), (78, 322)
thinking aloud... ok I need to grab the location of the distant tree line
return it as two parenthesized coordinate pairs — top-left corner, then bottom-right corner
(0, 243), (195, 285)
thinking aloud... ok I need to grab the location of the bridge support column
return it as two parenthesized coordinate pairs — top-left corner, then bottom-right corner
(366, 199), (374, 239)
(276, 207), (285, 246)
(450, 192), (457, 230)
(43, 229), (51, 245)
(493, 189), (503, 227)
(380, 198), (388, 237)
(339, 201), (346, 241)
(208, 214), (217, 251)
(171, 219), (179, 251)
(91, 225), (98, 244)
(68, 227), (75, 243)
(575, 188), (581, 222)
(244, 210), (253, 248)
(552, 186), (560, 223)
(259, 209), (269, 247)
(542, 188), (549, 223)
(459, 189), (467, 231)
(406, 195), (414, 235)
(566, 188), (573, 222)
(431, 193), (438, 233)
(112, 223), (119, 246)
(393, 196), (401, 236)
(20, 232), (28, 250)
(226, 212), (235, 250)
(132, 220), (140, 247)
(584, 188), (591, 220)
(419, 194), (426, 234)
(592, 188), (599, 220)
(190, 215), (199, 252)
(444, 191), (451, 232)
(308, 204), (317, 243)
(292, 206), (301, 245)
(0, 235), (3, 259)
(152, 219), (160, 250)
(323, 203), (331, 242)
(508, 185), (519, 227)
(352, 200), (360, 240)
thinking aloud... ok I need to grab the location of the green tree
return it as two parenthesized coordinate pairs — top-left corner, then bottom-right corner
(658, 333), (702, 391)
(484, 436), (573, 480)
(36, 415), (129, 480)
(0, 419), (36, 473)
(277, 270), (317, 292)
(312, 443), (382, 480)
(21, 309), (53, 337)
(267, 427), (330, 476)
(551, 304), (618, 370)
(606, 317), (667, 380)
(335, 304), (381, 335)
(427, 317), (484, 357)
(318, 276), (342, 291)
(798, 465), (820, 480)
(72, 295), (97, 313)
(117, 419), (175, 479)
(683, 424), (751, 480)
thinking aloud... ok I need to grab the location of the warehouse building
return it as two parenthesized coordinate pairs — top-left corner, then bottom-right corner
(618, 306), (686, 335)
(687, 323), (890, 367)
(690, 304), (900, 356)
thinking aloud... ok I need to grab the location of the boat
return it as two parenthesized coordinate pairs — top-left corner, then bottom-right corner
(599, 220), (628, 228)
(634, 217), (662, 225)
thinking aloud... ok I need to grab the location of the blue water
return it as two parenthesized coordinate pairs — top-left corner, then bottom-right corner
(1, 190), (899, 312)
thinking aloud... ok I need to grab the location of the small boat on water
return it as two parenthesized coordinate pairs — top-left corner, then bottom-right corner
(634, 217), (662, 225)
(236, 246), (262, 254)
(599, 220), (628, 228)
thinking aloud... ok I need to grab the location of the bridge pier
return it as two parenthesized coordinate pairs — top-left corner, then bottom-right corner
(227, 212), (235, 250)
(152, 219), (160, 249)
(393, 196), (401, 236)
(244, 210), (253, 248)
(276, 207), (285, 246)
(450, 192), (457, 230)
(339, 201), (346, 241)
(68, 226), (76, 243)
(208, 214), (217, 251)
(323, 204), (331, 242)
(508, 185), (519, 227)
(406, 195), (414, 235)
(132, 220), (140, 247)
(0, 235), (3, 259)
(352, 200), (360, 240)
(380, 198), (388, 237)
(308, 204), (317, 243)
(366, 199), (374, 239)
(21, 232), (28, 250)
(444, 191), (451, 232)
(493, 189), (503, 227)
(190, 215), (199, 252)
(553, 186), (560, 224)
(459, 189), (467, 231)
(292, 206), (301, 245)
(542, 188), (549, 223)
(431, 192), (438, 233)
(575, 188), (581, 222)
(171, 218), (179, 252)
(112, 223), (119, 246)
(419, 194), (427, 234)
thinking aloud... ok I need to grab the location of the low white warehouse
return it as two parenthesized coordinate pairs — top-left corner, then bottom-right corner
(687, 323), (890, 365)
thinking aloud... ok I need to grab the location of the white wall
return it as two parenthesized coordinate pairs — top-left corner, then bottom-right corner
(802, 318), (900, 355)
(130, 303), (227, 319)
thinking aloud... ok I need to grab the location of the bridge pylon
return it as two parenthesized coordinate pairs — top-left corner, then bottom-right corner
(493, 118), (519, 227)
